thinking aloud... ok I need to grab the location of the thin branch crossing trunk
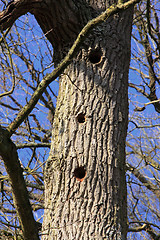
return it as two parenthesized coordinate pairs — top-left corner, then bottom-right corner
(0, 0), (137, 239)
(41, 3), (133, 239)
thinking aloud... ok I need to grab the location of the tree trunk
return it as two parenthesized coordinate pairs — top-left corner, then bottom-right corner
(41, 2), (133, 240)
(0, 0), (134, 239)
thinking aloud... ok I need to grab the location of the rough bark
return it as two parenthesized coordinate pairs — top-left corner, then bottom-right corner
(41, 2), (133, 240)
(0, 0), (137, 239)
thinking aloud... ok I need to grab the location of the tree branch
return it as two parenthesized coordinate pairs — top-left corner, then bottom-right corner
(3, 0), (141, 136)
(16, 142), (51, 149)
(127, 162), (160, 201)
(128, 221), (160, 239)
(0, 1), (141, 239)
(0, 126), (40, 240)
(0, 27), (15, 98)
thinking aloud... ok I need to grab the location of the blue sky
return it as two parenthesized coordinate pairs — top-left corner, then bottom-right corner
(0, 2), (159, 238)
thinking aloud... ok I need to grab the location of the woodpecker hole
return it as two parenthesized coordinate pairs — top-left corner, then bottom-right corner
(74, 166), (86, 182)
(77, 113), (85, 123)
(88, 48), (103, 64)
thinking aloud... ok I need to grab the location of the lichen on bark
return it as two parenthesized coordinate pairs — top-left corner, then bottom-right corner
(42, 7), (133, 239)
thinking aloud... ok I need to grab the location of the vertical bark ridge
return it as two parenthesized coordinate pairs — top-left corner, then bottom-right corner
(42, 7), (133, 239)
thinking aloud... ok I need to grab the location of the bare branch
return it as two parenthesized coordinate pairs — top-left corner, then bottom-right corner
(0, 126), (39, 240)
(0, 28), (15, 98)
(127, 163), (160, 201)
(16, 142), (51, 149)
(5, 0), (141, 136)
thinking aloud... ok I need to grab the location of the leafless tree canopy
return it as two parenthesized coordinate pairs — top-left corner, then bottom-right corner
(0, 0), (159, 239)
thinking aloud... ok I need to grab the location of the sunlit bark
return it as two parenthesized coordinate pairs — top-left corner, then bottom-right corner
(0, 0), (139, 239)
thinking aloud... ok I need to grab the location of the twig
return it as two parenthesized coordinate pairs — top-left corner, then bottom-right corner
(0, 27), (16, 98)
(6, 0), (141, 136)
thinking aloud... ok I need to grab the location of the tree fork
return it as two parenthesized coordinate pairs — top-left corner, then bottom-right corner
(0, 0), (141, 239)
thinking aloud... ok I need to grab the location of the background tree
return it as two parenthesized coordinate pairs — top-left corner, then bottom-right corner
(127, 0), (160, 239)
(0, 11), (54, 240)
(0, 0), (159, 240)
